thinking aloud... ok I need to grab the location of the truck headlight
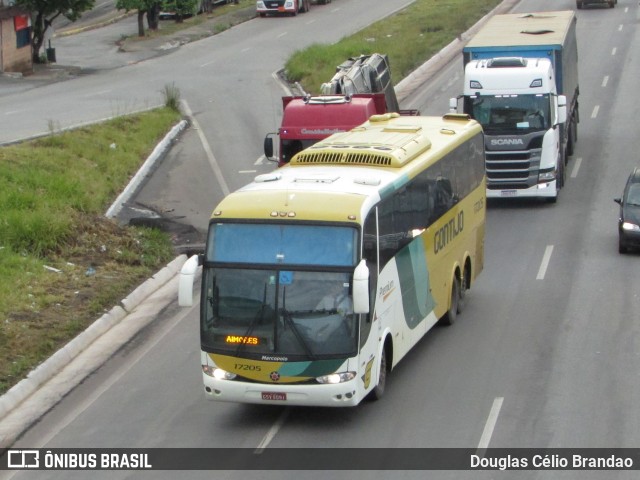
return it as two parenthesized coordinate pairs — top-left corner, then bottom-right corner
(538, 168), (556, 183)
(316, 372), (356, 384)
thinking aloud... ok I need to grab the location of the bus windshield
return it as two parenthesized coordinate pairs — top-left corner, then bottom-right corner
(202, 223), (359, 359)
(201, 267), (357, 359)
(466, 93), (551, 134)
(207, 223), (357, 267)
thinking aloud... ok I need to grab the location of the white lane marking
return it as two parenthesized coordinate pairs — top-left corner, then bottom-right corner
(612, 47), (617, 56)
(277, 32), (287, 38)
(602, 76), (609, 88)
(239, 170), (257, 174)
(591, 105), (599, 119)
(200, 59), (215, 68)
(477, 397), (504, 451)
(537, 245), (554, 280)
(255, 155), (266, 165)
(241, 47), (252, 53)
(273, 70), (293, 96)
(571, 158), (582, 179)
(29, 285), (196, 450)
(255, 408), (290, 453)
(618, 24), (623, 32)
(82, 90), (112, 98)
(182, 100), (230, 196)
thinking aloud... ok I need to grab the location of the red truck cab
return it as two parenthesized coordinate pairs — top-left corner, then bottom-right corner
(264, 94), (391, 166)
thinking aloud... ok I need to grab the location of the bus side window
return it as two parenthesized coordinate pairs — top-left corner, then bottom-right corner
(362, 210), (378, 333)
(434, 177), (454, 218)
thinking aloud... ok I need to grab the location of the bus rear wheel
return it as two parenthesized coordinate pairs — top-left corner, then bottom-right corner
(440, 277), (460, 326)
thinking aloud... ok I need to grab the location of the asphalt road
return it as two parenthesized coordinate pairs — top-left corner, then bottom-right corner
(2, 0), (640, 478)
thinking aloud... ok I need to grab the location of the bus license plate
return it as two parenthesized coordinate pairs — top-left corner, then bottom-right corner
(262, 392), (287, 401)
(500, 190), (517, 197)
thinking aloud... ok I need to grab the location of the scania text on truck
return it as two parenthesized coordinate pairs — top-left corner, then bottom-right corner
(450, 11), (579, 202)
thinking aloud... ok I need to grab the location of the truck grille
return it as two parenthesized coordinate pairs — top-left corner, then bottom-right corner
(485, 150), (539, 189)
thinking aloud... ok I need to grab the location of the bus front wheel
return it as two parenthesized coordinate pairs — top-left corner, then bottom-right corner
(369, 347), (387, 401)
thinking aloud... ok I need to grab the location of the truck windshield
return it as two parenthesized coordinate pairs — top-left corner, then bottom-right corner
(466, 94), (551, 134)
(201, 267), (357, 359)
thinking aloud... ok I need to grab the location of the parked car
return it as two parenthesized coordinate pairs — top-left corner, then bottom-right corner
(614, 167), (640, 253)
(577, 0), (616, 8)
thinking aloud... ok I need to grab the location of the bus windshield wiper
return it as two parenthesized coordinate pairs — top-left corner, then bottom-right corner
(280, 286), (315, 359)
(280, 308), (315, 360)
(235, 284), (270, 356)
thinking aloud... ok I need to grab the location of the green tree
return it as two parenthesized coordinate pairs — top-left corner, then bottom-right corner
(16, 0), (95, 63)
(116, 0), (162, 37)
(162, 0), (199, 23)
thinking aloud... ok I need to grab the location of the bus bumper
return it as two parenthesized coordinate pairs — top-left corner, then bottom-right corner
(203, 374), (362, 407)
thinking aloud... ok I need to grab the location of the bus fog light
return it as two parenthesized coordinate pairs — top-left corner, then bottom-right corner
(316, 372), (356, 384)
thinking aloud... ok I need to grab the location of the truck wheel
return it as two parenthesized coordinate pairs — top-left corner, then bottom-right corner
(566, 128), (574, 157)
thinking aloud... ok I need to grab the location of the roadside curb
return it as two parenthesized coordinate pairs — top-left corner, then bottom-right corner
(55, 11), (136, 37)
(106, 119), (189, 219)
(0, 118), (191, 448)
(0, 255), (188, 448)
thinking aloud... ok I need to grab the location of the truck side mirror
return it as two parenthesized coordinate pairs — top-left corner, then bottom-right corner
(449, 97), (458, 113)
(178, 254), (202, 307)
(352, 259), (370, 314)
(557, 95), (567, 125)
(264, 134), (275, 160)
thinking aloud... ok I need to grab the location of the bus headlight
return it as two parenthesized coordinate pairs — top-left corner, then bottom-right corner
(202, 365), (236, 380)
(315, 372), (356, 384)
(622, 222), (640, 232)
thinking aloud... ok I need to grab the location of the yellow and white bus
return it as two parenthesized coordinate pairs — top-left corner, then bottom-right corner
(179, 113), (486, 407)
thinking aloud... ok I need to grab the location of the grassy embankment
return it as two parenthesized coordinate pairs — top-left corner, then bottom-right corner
(285, 0), (503, 94)
(0, 106), (182, 394)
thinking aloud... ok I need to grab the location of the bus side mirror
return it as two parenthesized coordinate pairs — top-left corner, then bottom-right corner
(352, 259), (370, 314)
(557, 95), (567, 125)
(264, 134), (275, 160)
(178, 254), (202, 307)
